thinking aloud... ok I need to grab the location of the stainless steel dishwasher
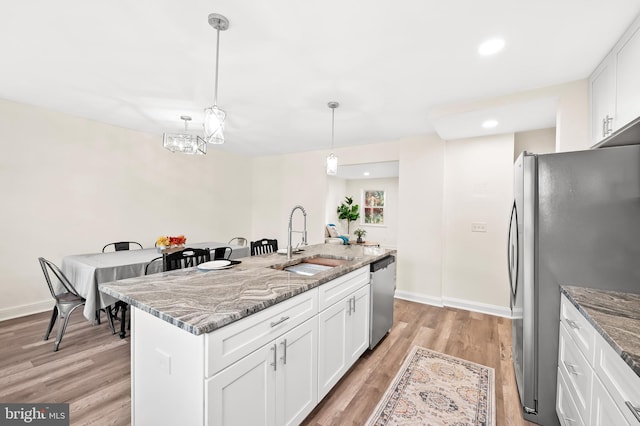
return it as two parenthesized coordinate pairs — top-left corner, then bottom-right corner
(369, 255), (396, 349)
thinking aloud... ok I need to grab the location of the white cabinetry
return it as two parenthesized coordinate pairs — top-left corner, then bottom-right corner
(590, 14), (640, 145)
(556, 294), (640, 426)
(132, 265), (372, 426)
(590, 60), (616, 144)
(317, 268), (371, 400)
(615, 23), (640, 129)
(206, 317), (318, 426)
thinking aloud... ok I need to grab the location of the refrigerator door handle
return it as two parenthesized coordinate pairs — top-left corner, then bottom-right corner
(507, 201), (519, 307)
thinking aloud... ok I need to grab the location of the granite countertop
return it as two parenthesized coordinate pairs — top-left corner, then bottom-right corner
(561, 285), (640, 377)
(100, 243), (395, 336)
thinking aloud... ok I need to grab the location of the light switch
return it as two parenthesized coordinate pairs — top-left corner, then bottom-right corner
(471, 222), (487, 233)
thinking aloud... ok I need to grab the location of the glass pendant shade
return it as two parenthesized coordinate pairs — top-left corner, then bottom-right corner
(163, 133), (207, 155)
(326, 153), (338, 175)
(204, 105), (226, 144)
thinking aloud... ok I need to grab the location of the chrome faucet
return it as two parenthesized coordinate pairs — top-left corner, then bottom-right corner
(287, 205), (307, 259)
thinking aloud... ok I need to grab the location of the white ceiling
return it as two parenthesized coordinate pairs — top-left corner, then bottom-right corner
(1, 1), (639, 157)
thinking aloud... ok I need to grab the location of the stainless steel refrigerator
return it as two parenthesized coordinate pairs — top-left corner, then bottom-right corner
(507, 145), (640, 425)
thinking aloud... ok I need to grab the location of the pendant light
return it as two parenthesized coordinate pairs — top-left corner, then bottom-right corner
(163, 115), (207, 155)
(204, 13), (229, 145)
(327, 102), (339, 175)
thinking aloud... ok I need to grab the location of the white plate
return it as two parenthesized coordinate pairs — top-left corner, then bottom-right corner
(197, 260), (232, 270)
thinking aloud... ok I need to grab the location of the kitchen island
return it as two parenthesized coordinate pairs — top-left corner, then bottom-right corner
(100, 243), (395, 426)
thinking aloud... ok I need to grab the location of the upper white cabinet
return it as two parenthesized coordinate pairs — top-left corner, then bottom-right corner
(590, 60), (616, 144)
(615, 23), (640, 129)
(590, 13), (640, 145)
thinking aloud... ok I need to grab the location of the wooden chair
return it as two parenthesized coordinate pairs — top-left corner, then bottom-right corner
(212, 246), (233, 260)
(228, 237), (248, 247)
(102, 241), (143, 252)
(163, 248), (211, 272)
(39, 257), (112, 351)
(251, 238), (278, 256)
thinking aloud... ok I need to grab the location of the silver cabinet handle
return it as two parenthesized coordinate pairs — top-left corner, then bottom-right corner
(280, 339), (287, 365)
(270, 316), (289, 327)
(625, 401), (640, 422)
(603, 117), (607, 138)
(352, 296), (356, 313)
(565, 319), (580, 330)
(270, 344), (277, 371)
(606, 115), (614, 135)
(563, 361), (579, 376)
(347, 299), (352, 316)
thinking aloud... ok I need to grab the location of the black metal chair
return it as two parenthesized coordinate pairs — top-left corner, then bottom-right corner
(102, 241), (143, 252)
(251, 238), (278, 256)
(228, 237), (248, 247)
(145, 256), (163, 275)
(39, 257), (113, 351)
(163, 248), (211, 272)
(212, 246), (233, 260)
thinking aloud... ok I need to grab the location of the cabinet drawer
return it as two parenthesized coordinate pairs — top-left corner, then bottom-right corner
(559, 322), (592, 416)
(560, 294), (595, 365)
(557, 366), (586, 426)
(205, 288), (318, 377)
(594, 331), (640, 425)
(318, 266), (369, 311)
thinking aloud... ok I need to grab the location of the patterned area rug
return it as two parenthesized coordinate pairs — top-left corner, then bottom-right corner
(366, 346), (495, 426)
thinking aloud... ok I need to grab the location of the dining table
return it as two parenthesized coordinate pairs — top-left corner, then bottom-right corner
(61, 242), (250, 322)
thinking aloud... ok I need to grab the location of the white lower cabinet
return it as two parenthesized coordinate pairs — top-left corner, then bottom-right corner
(557, 294), (640, 426)
(318, 283), (370, 400)
(132, 265), (372, 426)
(591, 374), (628, 426)
(206, 317), (318, 426)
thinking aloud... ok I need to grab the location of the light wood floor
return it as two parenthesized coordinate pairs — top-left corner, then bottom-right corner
(0, 300), (535, 426)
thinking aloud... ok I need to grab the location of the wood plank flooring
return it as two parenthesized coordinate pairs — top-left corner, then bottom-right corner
(0, 300), (535, 425)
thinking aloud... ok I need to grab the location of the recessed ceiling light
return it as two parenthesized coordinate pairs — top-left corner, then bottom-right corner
(363, 172), (370, 176)
(482, 119), (499, 129)
(478, 38), (505, 56)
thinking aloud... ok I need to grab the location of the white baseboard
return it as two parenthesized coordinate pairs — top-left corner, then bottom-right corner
(0, 300), (52, 322)
(394, 290), (511, 318)
(394, 290), (443, 307)
(442, 296), (511, 318)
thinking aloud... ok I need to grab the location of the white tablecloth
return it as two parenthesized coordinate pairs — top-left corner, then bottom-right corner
(61, 242), (250, 321)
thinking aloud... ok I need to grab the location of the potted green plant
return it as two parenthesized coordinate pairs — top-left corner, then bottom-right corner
(354, 228), (367, 243)
(337, 196), (360, 235)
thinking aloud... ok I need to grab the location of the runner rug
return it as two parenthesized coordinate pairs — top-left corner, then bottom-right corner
(366, 346), (495, 426)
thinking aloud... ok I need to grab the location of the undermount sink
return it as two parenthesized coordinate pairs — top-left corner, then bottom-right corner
(271, 255), (352, 276)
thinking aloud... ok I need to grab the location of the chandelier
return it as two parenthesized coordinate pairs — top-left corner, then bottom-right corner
(163, 116), (207, 155)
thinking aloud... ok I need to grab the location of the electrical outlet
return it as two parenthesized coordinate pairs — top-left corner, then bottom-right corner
(471, 222), (487, 233)
(155, 348), (172, 375)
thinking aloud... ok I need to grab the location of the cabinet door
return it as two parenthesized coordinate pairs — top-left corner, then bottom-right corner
(276, 318), (318, 426)
(590, 58), (616, 144)
(591, 375), (630, 426)
(347, 284), (370, 365)
(616, 23), (640, 129)
(206, 343), (276, 426)
(317, 297), (349, 400)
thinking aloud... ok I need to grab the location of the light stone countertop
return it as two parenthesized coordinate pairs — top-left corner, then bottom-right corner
(561, 285), (640, 377)
(100, 244), (395, 335)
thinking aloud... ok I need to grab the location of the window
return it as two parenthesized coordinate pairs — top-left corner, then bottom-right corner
(363, 190), (385, 225)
